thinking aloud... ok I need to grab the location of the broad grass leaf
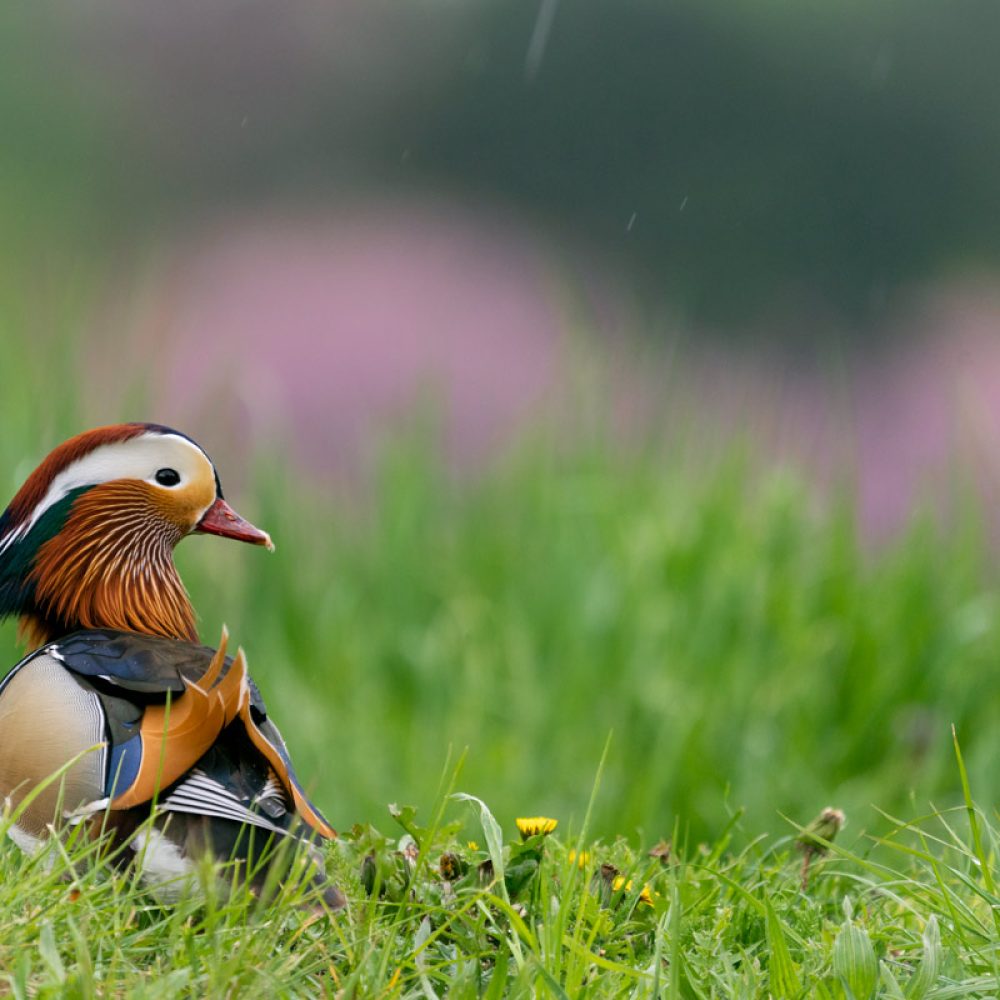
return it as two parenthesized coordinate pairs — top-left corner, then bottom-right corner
(38, 923), (65, 985)
(833, 922), (878, 1000)
(765, 897), (801, 999)
(414, 915), (440, 1000)
(483, 950), (509, 1000)
(880, 964), (907, 999)
(905, 915), (940, 999)
(452, 794), (506, 892)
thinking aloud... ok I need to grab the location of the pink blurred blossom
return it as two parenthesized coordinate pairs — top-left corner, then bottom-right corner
(89, 202), (1000, 542)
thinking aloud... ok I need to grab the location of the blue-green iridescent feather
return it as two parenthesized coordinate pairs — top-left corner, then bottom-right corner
(0, 487), (90, 621)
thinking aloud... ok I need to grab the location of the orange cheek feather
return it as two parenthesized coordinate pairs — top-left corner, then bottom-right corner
(30, 482), (199, 643)
(152, 479), (217, 535)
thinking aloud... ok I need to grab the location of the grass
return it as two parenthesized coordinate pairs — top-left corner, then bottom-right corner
(4, 274), (1000, 993)
(4, 756), (1000, 997)
(185, 440), (1000, 845)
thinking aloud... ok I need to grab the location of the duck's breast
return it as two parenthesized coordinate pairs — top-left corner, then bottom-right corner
(0, 652), (106, 839)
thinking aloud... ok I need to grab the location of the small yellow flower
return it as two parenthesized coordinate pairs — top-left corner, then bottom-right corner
(567, 849), (591, 869)
(516, 816), (558, 839)
(612, 876), (655, 907)
(467, 840), (480, 852)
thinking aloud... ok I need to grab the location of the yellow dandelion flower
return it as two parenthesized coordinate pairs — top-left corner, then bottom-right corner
(612, 876), (656, 906)
(516, 816), (558, 839)
(467, 840), (479, 852)
(567, 849), (591, 869)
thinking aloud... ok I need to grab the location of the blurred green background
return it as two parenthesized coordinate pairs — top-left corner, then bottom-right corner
(5, 1), (1000, 327)
(3, 1), (1000, 845)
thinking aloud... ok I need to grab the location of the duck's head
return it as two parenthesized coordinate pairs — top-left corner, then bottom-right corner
(0, 423), (272, 648)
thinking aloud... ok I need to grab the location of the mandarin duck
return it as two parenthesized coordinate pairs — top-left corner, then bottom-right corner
(0, 423), (343, 908)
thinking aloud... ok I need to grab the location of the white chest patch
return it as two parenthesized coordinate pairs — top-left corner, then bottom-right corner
(6, 824), (59, 873)
(7, 823), (46, 857)
(130, 828), (197, 903)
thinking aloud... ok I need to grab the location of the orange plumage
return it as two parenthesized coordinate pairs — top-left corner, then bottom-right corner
(28, 481), (198, 647)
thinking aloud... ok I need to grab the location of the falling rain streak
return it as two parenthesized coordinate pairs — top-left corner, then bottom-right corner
(525, 0), (560, 83)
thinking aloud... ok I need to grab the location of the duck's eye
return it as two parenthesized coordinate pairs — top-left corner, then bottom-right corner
(155, 468), (181, 487)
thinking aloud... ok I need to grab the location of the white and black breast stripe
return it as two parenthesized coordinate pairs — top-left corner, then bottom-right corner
(254, 772), (288, 811)
(161, 770), (288, 836)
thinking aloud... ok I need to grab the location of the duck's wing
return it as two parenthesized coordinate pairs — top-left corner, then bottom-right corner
(1, 628), (335, 840)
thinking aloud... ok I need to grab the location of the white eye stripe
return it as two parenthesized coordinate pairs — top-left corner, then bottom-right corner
(6, 433), (214, 544)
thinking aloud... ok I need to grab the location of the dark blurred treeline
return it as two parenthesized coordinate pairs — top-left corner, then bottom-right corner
(3, 0), (1000, 337)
